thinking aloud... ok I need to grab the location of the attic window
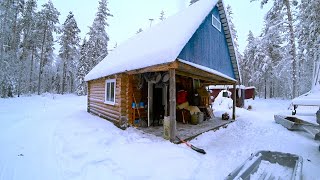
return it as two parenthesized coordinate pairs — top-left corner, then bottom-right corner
(105, 79), (116, 105)
(212, 14), (221, 32)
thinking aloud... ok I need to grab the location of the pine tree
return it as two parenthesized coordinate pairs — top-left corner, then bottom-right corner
(86, 0), (112, 72)
(76, 38), (89, 96)
(17, 0), (37, 96)
(242, 31), (257, 87)
(59, 11), (80, 94)
(296, 0), (320, 94)
(159, 10), (165, 21)
(251, 0), (299, 98)
(0, 0), (25, 97)
(36, 0), (60, 95)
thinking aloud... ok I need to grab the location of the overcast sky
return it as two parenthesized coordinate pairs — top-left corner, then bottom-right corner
(39, 0), (271, 53)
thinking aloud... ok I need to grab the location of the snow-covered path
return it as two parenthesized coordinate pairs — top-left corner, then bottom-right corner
(0, 95), (83, 180)
(0, 95), (319, 180)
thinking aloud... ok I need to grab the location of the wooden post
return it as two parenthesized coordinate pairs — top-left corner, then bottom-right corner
(232, 83), (236, 120)
(169, 69), (176, 142)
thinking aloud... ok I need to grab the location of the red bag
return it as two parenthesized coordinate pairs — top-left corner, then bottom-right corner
(177, 90), (188, 104)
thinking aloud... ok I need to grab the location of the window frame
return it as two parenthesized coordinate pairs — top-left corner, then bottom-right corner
(212, 14), (221, 32)
(105, 79), (116, 105)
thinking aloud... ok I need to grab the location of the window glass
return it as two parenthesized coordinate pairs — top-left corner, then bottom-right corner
(212, 14), (221, 32)
(111, 82), (115, 101)
(106, 83), (111, 101)
(105, 79), (116, 105)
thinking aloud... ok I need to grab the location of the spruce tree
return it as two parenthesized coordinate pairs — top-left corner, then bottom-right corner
(251, 0), (298, 98)
(297, 0), (320, 93)
(86, 0), (112, 71)
(0, 0), (24, 97)
(36, 0), (60, 95)
(76, 39), (89, 96)
(18, 0), (37, 96)
(59, 11), (80, 94)
(242, 31), (257, 87)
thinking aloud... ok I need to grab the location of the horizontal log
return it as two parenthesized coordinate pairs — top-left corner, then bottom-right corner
(89, 109), (119, 122)
(89, 86), (105, 90)
(89, 97), (104, 103)
(89, 108), (120, 120)
(89, 104), (119, 113)
(89, 92), (105, 96)
(88, 96), (104, 100)
(89, 104), (120, 116)
(126, 61), (178, 75)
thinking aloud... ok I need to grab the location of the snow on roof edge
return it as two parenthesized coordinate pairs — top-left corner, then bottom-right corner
(177, 59), (236, 82)
(220, 0), (242, 84)
(208, 85), (246, 89)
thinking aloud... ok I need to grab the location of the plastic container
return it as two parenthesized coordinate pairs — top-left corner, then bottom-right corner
(163, 116), (170, 140)
(191, 114), (199, 125)
(198, 112), (204, 123)
(191, 112), (204, 125)
(132, 102), (136, 108)
(139, 102), (144, 108)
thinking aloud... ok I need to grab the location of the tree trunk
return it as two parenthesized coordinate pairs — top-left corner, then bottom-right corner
(284, 0), (297, 98)
(37, 25), (47, 95)
(61, 61), (66, 94)
(264, 75), (267, 99)
(29, 48), (34, 94)
(270, 79), (273, 98)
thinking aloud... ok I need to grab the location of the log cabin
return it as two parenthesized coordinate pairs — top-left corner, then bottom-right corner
(84, 0), (241, 142)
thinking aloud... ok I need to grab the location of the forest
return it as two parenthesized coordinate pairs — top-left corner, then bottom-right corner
(0, 0), (319, 99)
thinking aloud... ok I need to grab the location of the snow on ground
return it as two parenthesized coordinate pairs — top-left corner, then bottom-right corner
(0, 95), (319, 180)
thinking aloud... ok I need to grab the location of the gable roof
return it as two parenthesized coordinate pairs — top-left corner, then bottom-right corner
(85, 0), (240, 83)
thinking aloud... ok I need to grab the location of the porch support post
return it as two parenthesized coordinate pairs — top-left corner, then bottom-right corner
(232, 83), (236, 120)
(169, 68), (176, 142)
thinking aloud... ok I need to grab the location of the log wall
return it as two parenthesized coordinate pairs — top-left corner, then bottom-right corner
(87, 74), (150, 127)
(87, 74), (129, 128)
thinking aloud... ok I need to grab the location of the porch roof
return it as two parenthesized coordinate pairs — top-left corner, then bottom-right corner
(126, 59), (237, 85)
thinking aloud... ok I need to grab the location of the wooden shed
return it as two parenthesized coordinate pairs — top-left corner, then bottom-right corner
(85, 0), (241, 142)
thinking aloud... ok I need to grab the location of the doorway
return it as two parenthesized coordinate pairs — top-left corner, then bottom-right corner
(147, 82), (168, 126)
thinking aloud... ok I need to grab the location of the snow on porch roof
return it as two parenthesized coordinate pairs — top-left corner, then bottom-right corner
(85, 0), (220, 82)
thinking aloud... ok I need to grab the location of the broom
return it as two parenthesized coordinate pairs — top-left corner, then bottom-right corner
(176, 136), (206, 154)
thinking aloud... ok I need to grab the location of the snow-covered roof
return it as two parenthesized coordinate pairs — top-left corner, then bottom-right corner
(178, 59), (236, 82)
(292, 87), (320, 106)
(85, 0), (237, 82)
(208, 85), (245, 89)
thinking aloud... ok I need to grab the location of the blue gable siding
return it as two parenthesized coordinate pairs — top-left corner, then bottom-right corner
(178, 6), (235, 79)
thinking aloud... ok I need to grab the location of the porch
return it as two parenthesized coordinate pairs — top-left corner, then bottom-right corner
(138, 118), (234, 143)
(126, 59), (238, 142)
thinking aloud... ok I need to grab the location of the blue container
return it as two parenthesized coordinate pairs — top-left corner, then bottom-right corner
(132, 102), (136, 108)
(139, 102), (144, 108)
